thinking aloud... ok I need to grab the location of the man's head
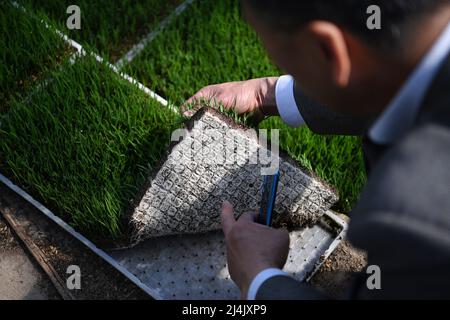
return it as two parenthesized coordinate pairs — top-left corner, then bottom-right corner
(242, 0), (450, 116)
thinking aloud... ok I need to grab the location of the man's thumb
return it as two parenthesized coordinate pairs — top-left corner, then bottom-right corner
(221, 201), (235, 237)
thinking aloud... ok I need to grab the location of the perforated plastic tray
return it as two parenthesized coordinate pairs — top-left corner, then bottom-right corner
(109, 210), (346, 300)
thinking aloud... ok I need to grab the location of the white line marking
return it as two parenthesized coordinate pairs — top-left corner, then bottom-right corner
(0, 173), (163, 300)
(115, 0), (196, 69)
(54, 29), (176, 111)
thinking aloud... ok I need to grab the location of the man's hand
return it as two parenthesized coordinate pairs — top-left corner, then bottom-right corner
(221, 201), (290, 299)
(183, 77), (280, 122)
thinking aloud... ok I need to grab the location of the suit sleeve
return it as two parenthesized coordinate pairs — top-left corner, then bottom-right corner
(293, 81), (374, 136)
(255, 275), (328, 300)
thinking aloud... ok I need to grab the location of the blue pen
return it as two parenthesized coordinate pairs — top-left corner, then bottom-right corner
(258, 171), (280, 226)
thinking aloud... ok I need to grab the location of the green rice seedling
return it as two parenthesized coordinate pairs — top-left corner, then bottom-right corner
(125, 0), (366, 212)
(0, 1), (69, 114)
(19, 0), (183, 60)
(182, 97), (252, 126)
(0, 56), (181, 239)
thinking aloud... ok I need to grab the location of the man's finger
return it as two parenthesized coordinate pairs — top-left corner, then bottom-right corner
(238, 211), (258, 223)
(184, 94), (199, 106)
(182, 90), (215, 116)
(181, 108), (197, 118)
(221, 201), (236, 237)
(187, 87), (216, 104)
(180, 98), (200, 117)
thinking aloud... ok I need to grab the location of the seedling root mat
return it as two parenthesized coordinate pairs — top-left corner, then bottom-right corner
(131, 108), (338, 242)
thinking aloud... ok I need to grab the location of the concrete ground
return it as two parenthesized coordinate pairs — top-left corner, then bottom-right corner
(0, 217), (60, 300)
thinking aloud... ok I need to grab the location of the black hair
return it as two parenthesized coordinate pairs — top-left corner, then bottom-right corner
(244, 0), (447, 49)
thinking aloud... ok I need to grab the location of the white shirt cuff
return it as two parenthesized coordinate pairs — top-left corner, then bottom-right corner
(247, 268), (290, 300)
(275, 75), (305, 127)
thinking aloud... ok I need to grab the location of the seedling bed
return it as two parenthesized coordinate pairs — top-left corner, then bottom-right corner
(0, 1), (73, 114)
(19, 0), (185, 60)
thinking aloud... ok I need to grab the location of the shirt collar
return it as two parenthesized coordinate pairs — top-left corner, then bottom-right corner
(369, 21), (450, 145)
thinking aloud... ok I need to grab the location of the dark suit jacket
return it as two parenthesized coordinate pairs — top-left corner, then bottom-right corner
(256, 54), (450, 300)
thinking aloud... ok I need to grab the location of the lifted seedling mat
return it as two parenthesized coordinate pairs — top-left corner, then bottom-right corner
(130, 108), (339, 242)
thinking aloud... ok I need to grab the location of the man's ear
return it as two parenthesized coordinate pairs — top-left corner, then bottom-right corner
(305, 21), (351, 87)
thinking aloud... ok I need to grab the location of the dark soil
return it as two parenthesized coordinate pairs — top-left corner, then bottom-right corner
(311, 239), (367, 298)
